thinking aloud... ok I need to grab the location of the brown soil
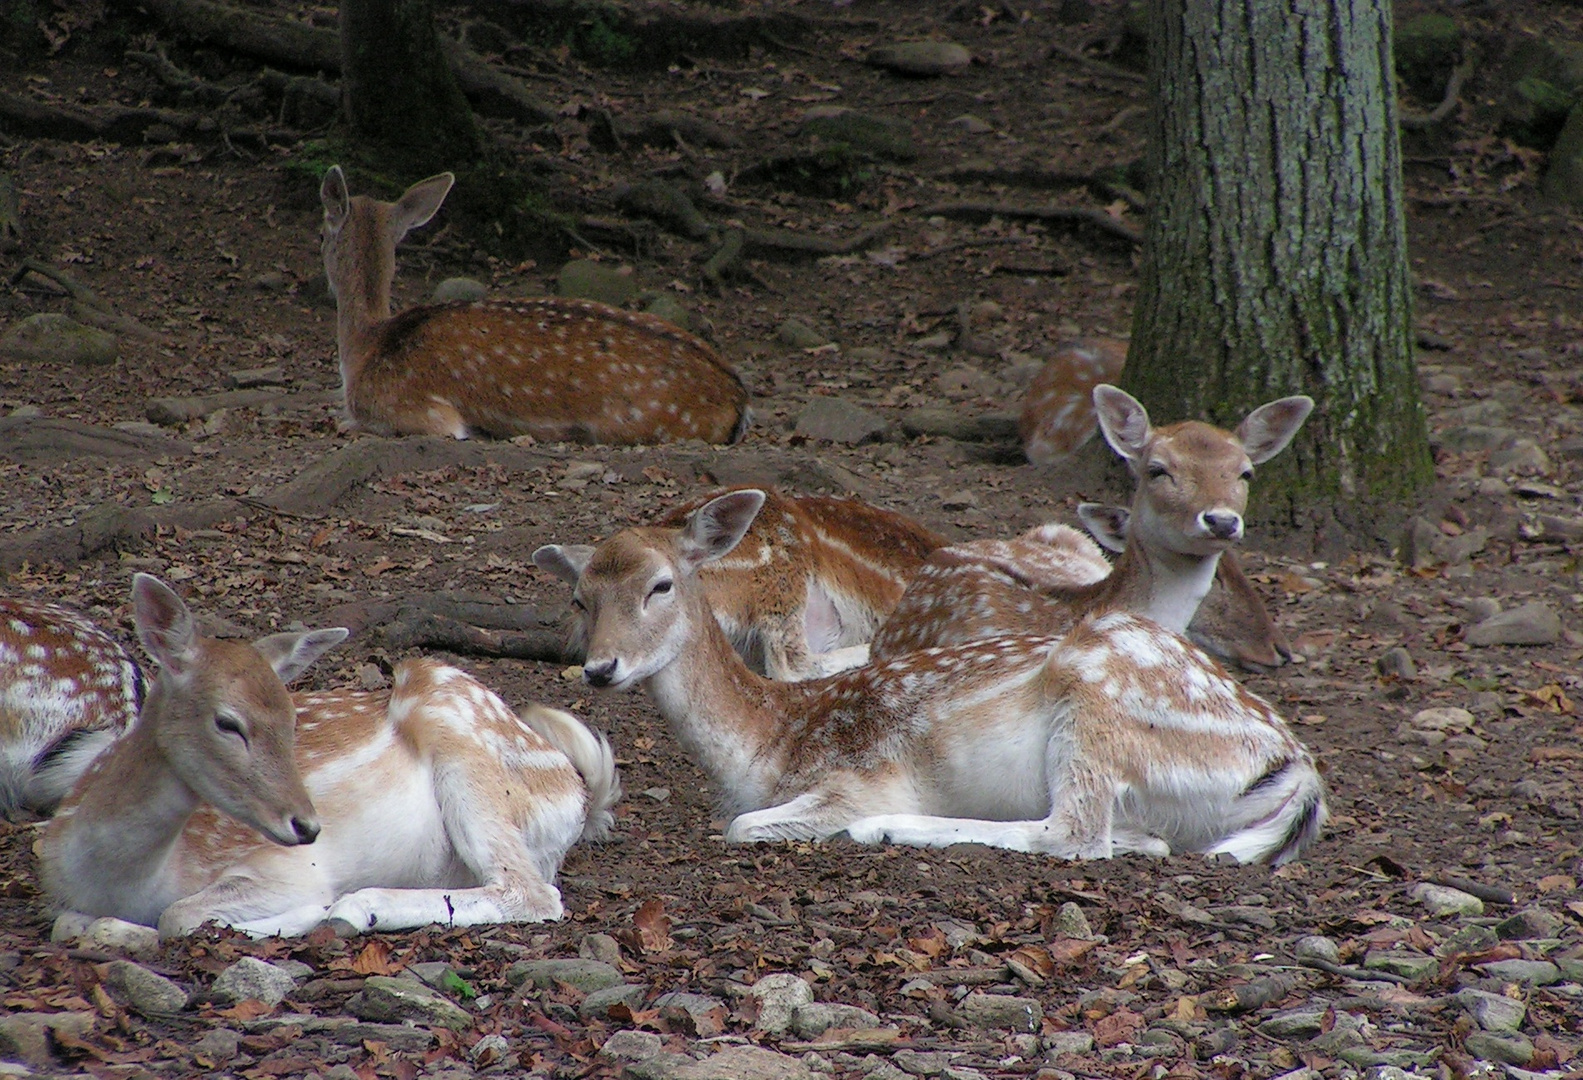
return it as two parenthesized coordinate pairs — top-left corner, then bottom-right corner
(2, 2), (1581, 1078)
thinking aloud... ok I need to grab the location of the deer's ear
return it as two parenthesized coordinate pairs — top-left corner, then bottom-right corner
(1076, 503), (1130, 553)
(253, 628), (349, 685)
(1092, 385), (1153, 464)
(1238, 396), (1313, 465)
(680, 490), (765, 568)
(533, 544), (594, 585)
(131, 574), (198, 676)
(391, 172), (455, 239)
(321, 165), (350, 226)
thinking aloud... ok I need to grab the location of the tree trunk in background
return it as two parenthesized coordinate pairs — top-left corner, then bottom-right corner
(1124, 0), (1433, 551)
(339, 0), (482, 172)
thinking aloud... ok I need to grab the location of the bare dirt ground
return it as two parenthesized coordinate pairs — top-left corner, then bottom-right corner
(1, 1), (1582, 1078)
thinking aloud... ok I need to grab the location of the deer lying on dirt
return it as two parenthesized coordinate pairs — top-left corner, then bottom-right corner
(868, 386), (1311, 665)
(549, 487), (945, 681)
(1, 598), (142, 819)
(1019, 338), (1127, 466)
(320, 165), (750, 444)
(533, 490), (1326, 865)
(40, 574), (618, 938)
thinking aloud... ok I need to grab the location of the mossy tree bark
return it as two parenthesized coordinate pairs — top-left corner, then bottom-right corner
(339, 0), (483, 173)
(1123, 0), (1433, 551)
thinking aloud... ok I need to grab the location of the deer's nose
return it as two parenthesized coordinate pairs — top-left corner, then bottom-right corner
(292, 815), (321, 844)
(1201, 510), (1244, 541)
(583, 658), (618, 687)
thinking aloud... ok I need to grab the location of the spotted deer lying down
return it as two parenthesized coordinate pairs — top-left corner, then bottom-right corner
(320, 165), (750, 444)
(1, 598), (142, 819)
(868, 386), (1312, 666)
(40, 575), (618, 938)
(533, 490), (1326, 865)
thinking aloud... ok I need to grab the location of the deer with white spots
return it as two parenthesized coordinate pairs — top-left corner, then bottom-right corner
(868, 386), (1311, 667)
(320, 165), (750, 444)
(40, 574), (619, 938)
(1019, 338), (1127, 466)
(550, 487), (945, 681)
(1, 598), (142, 819)
(533, 490), (1325, 865)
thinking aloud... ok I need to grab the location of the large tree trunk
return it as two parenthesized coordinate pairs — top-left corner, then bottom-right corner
(339, 0), (483, 171)
(1124, 0), (1433, 551)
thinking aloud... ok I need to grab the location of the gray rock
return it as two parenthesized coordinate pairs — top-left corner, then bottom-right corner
(311, 1021), (436, 1052)
(581, 933), (625, 967)
(53, 914), (160, 958)
(671, 1045), (812, 1079)
(0, 1012), (95, 1069)
(1293, 935), (1342, 965)
(1436, 923), (1500, 957)
(794, 398), (888, 445)
(1053, 902), (1095, 940)
(102, 960), (189, 1017)
(1497, 908), (1565, 940)
(625, 1052), (699, 1080)
(506, 957), (624, 992)
(1463, 1031), (1534, 1065)
(800, 108), (916, 161)
(347, 975), (471, 1029)
(601, 1029), (664, 1061)
(893, 1049), (957, 1074)
(791, 1002), (882, 1037)
(1043, 1030), (1096, 1057)
(212, 957), (299, 1006)
(1258, 1005), (1329, 1037)
(2, 313), (119, 366)
(1465, 603), (1562, 646)
(1475, 959), (1561, 985)
(1431, 526), (1489, 566)
(750, 972), (814, 1034)
(1544, 101), (1583, 209)
(1410, 881), (1485, 916)
(431, 277), (488, 303)
(1399, 515), (1441, 569)
(408, 961), (460, 989)
(1435, 424), (1518, 452)
(899, 408), (1019, 442)
(777, 318), (830, 349)
(469, 1033), (511, 1066)
(1362, 951), (1439, 980)
(1489, 439), (1550, 475)
(957, 992), (1041, 1032)
(191, 1027), (240, 1062)
(643, 294), (691, 330)
(1455, 988), (1527, 1033)
(948, 114), (994, 134)
(580, 983), (648, 1020)
(655, 991), (727, 1036)
(867, 41), (973, 77)
(1464, 597), (1502, 623)
(1376, 646), (1417, 679)
(557, 260), (636, 306)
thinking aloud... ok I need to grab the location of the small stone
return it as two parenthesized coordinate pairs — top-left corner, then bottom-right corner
(671, 1045), (813, 1079)
(506, 958), (624, 992)
(0, 1012), (95, 1069)
(794, 398), (888, 445)
(948, 114), (994, 134)
(1258, 1005), (1328, 1037)
(1436, 923), (1499, 957)
(469, 1033), (510, 1066)
(1053, 902), (1095, 940)
(957, 992), (1042, 1032)
(557, 260), (636, 306)
(1474, 959), (1561, 985)
(1399, 516), (1441, 569)
(1044, 1030), (1096, 1057)
(1410, 881), (1485, 916)
(1293, 935), (1341, 965)
(101, 960), (189, 1017)
(1496, 908), (1564, 940)
(750, 972), (815, 1034)
(347, 975), (471, 1030)
(1489, 439), (1551, 475)
(191, 1027), (240, 1062)
(1411, 706), (1475, 733)
(1463, 597), (1502, 623)
(79, 916), (161, 958)
(777, 318), (830, 349)
(1463, 1031), (1534, 1065)
(867, 40), (973, 77)
(431, 277), (488, 303)
(894, 1049), (957, 1074)
(1455, 988), (1526, 1033)
(580, 933), (624, 967)
(1362, 951), (1440, 981)
(940, 490), (979, 511)
(1376, 646), (1416, 679)
(599, 1029), (663, 1061)
(211, 957), (298, 1007)
(655, 991), (729, 1037)
(252, 271), (288, 292)
(1465, 602), (1563, 646)
(579, 983), (648, 1020)
(625, 1052), (699, 1080)
(1, 312), (119, 366)
(791, 1002), (882, 1038)
(643, 294), (691, 330)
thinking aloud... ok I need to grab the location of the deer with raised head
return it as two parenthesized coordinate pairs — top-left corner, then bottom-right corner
(40, 574), (619, 938)
(549, 487), (945, 681)
(2, 598), (142, 819)
(868, 385), (1312, 664)
(320, 165), (750, 444)
(533, 490), (1326, 865)
(1019, 338), (1127, 466)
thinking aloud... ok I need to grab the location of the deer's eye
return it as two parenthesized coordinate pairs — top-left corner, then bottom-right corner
(571, 596), (587, 612)
(215, 714), (247, 742)
(649, 580), (674, 598)
(1147, 462), (1170, 480)
(1240, 468), (1254, 482)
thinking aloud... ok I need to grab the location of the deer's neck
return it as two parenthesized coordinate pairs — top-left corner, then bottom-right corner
(43, 716), (203, 922)
(644, 603), (809, 814)
(1088, 542), (1222, 635)
(331, 267), (394, 389)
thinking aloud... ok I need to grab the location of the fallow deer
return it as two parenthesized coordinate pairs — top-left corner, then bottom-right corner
(1, 598), (141, 818)
(533, 490), (1326, 865)
(320, 165), (750, 444)
(40, 574), (619, 938)
(549, 487), (944, 681)
(868, 386), (1312, 663)
(1019, 338), (1127, 465)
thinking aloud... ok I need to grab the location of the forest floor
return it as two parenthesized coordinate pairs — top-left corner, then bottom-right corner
(1, 1), (1582, 1079)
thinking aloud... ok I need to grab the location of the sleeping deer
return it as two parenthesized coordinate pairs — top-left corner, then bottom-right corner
(40, 574), (619, 938)
(2, 598), (142, 819)
(320, 165), (750, 444)
(533, 490), (1326, 865)
(868, 386), (1311, 663)
(1019, 338), (1127, 466)
(549, 487), (945, 681)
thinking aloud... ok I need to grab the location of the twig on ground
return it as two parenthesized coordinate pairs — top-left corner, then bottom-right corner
(1400, 58), (1476, 130)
